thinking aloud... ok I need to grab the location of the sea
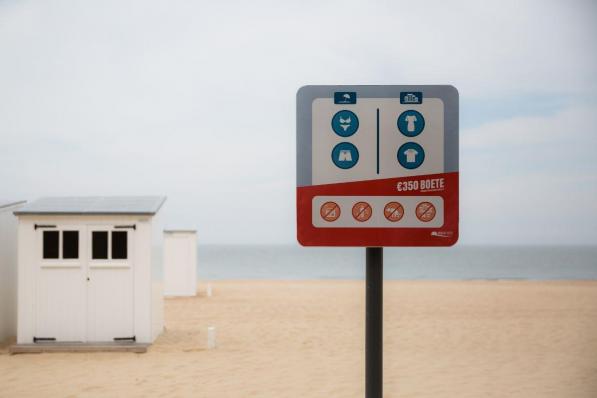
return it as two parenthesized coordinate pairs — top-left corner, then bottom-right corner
(197, 245), (597, 281)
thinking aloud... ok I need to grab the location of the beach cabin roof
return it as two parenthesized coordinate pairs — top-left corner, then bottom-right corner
(14, 196), (166, 216)
(0, 200), (26, 210)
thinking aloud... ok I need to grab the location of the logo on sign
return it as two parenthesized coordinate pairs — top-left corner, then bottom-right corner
(400, 92), (422, 104)
(431, 231), (453, 238)
(334, 92), (357, 104)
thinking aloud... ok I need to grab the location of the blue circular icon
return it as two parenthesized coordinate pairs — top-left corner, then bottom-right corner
(331, 142), (359, 169)
(397, 142), (425, 169)
(397, 110), (425, 137)
(331, 110), (359, 137)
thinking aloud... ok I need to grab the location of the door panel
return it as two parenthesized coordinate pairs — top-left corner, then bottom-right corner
(87, 266), (134, 341)
(87, 227), (134, 341)
(37, 268), (86, 342)
(36, 227), (86, 342)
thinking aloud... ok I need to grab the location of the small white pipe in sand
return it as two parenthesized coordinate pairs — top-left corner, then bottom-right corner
(206, 283), (212, 297)
(207, 326), (216, 349)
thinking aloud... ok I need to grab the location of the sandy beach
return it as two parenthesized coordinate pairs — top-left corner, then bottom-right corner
(1, 280), (597, 397)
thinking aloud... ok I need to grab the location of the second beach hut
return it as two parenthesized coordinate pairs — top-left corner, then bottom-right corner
(163, 230), (197, 297)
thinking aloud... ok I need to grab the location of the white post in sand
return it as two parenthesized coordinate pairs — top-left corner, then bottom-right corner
(207, 326), (216, 349)
(207, 283), (212, 297)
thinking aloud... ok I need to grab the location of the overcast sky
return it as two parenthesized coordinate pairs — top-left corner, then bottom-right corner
(1, 0), (596, 245)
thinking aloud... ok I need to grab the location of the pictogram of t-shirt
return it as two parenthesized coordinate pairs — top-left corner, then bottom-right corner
(404, 148), (418, 163)
(405, 115), (417, 132)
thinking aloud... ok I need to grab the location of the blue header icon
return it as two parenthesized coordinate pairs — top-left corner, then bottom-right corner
(334, 92), (357, 104)
(400, 92), (422, 104)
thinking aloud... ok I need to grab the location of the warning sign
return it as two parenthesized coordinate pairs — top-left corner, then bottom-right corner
(383, 202), (404, 222)
(352, 202), (372, 222)
(296, 85), (459, 247)
(320, 201), (341, 222)
(415, 202), (436, 222)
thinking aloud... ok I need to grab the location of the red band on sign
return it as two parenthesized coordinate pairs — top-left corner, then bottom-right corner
(297, 172), (459, 247)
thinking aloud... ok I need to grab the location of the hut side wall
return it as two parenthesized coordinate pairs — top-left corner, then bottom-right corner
(150, 211), (164, 342)
(0, 204), (22, 342)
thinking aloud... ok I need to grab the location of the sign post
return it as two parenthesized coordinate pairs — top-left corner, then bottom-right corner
(366, 247), (383, 398)
(296, 85), (459, 397)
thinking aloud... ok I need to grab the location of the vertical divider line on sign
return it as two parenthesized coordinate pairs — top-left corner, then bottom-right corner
(376, 108), (380, 175)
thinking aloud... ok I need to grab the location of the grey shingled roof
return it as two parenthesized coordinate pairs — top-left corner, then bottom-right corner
(14, 196), (166, 216)
(0, 200), (26, 210)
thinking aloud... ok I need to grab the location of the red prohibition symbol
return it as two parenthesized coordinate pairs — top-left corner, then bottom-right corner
(320, 201), (341, 222)
(384, 202), (404, 222)
(415, 201), (436, 222)
(352, 201), (372, 222)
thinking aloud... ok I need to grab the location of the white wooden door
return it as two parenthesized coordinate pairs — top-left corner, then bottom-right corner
(36, 225), (86, 342)
(86, 226), (135, 342)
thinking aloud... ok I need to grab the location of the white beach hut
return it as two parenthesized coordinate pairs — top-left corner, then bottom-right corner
(0, 200), (26, 343)
(13, 196), (166, 347)
(163, 230), (197, 297)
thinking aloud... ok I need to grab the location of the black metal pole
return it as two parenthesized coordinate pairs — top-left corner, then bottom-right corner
(366, 247), (383, 398)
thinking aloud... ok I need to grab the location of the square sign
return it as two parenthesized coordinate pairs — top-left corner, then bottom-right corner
(296, 85), (459, 247)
